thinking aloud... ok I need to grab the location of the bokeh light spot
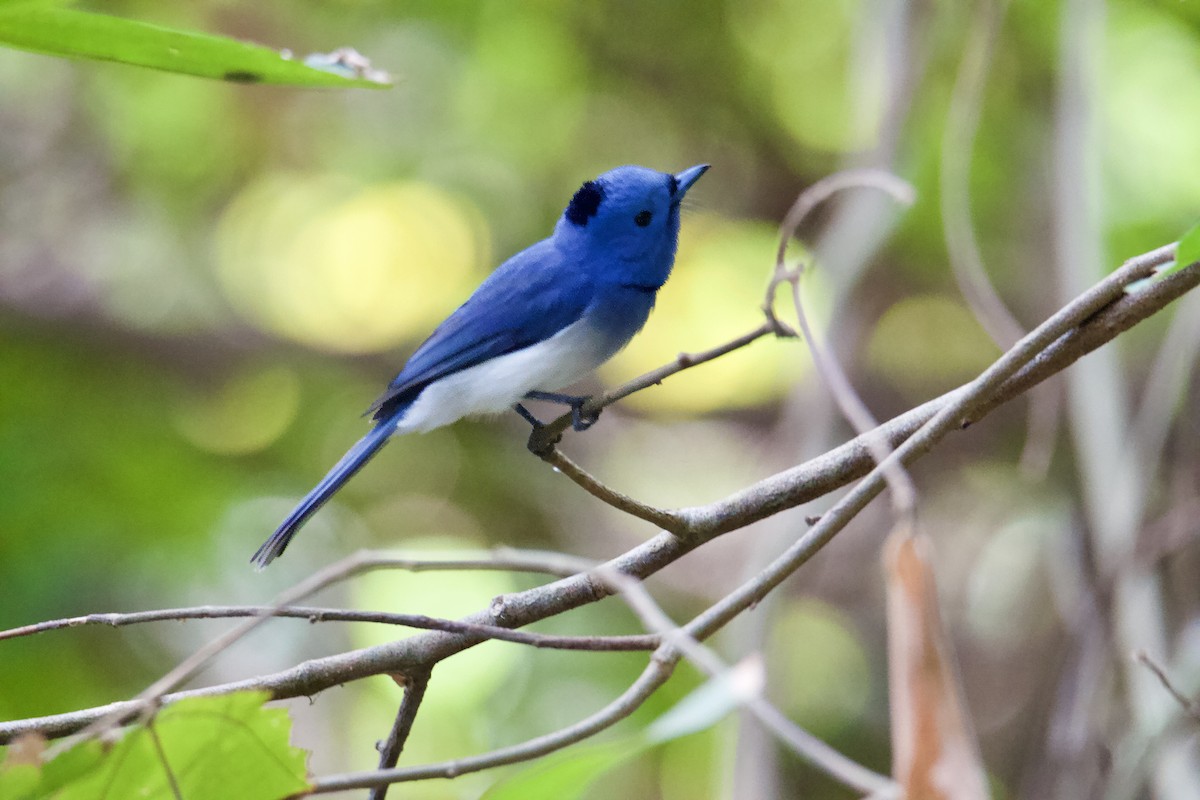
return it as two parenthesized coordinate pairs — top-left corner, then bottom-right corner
(733, 0), (884, 153)
(172, 365), (300, 456)
(1102, 4), (1200, 223)
(769, 599), (871, 739)
(866, 294), (999, 398)
(603, 215), (815, 414)
(216, 175), (491, 353)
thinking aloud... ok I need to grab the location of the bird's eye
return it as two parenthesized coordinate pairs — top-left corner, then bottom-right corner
(634, 210), (653, 227)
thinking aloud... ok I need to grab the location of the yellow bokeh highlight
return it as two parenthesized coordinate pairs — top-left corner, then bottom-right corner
(866, 294), (1000, 398)
(172, 365), (300, 456)
(733, 0), (884, 153)
(216, 174), (490, 353)
(602, 215), (817, 414)
(1102, 3), (1200, 222)
(768, 599), (871, 739)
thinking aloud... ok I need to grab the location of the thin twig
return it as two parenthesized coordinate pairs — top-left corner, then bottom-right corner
(370, 670), (432, 800)
(678, 243), (1180, 537)
(2, 244), (1189, 747)
(1133, 650), (1200, 725)
(541, 449), (684, 533)
(593, 565), (898, 797)
(939, 0), (1062, 480)
(527, 321), (782, 455)
(772, 169), (918, 517)
(682, 243), (1182, 641)
(308, 647), (683, 793)
(940, 0), (1023, 350)
(51, 548), (598, 755)
(0, 604), (658, 652)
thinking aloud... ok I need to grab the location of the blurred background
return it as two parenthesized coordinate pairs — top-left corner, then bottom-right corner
(2, 0), (1199, 798)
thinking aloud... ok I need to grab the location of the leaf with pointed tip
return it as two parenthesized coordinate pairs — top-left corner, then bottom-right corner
(1176, 221), (1200, 274)
(1125, 220), (1200, 294)
(481, 663), (755, 800)
(0, 7), (390, 87)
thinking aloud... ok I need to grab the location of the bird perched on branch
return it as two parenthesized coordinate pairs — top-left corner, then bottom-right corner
(252, 163), (709, 568)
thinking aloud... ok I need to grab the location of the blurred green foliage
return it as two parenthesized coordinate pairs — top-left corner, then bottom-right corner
(1, 1), (1199, 798)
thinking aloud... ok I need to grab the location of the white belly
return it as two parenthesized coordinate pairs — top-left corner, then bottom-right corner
(395, 319), (612, 434)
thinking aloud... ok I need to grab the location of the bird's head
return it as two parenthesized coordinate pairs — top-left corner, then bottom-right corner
(554, 164), (708, 288)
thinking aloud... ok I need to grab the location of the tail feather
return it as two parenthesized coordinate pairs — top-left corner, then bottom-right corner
(252, 417), (398, 569)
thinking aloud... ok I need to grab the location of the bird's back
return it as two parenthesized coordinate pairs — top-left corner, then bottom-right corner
(368, 239), (595, 420)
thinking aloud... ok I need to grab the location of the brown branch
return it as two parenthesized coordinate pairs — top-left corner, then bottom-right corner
(309, 646), (682, 793)
(594, 566), (897, 796)
(678, 243), (1181, 537)
(0, 605), (658, 652)
(771, 169), (918, 517)
(369, 670), (431, 800)
(2, 244), (1190, 748)
(41, 548), (600, 753)
(526, 320), (783, 456)
(680, 245), (1181, 645)
(540, 449), (684, 533)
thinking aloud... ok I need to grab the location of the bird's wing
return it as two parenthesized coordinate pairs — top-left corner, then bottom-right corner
(367, 240), (593, 420)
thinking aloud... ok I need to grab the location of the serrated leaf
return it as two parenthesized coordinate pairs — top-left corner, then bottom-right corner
(0, 7), (390, 87)
(0, 691), (310, 800)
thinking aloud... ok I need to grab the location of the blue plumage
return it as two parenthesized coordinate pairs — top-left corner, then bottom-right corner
(367, 239), (596, 421)
(252, 164), (708, 568)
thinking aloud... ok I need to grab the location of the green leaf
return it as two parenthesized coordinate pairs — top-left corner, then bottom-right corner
(1177, 220), (1200, 271)
(644, 657), (762, 744)
(0, 739), (107, 800)
(0, 7), (390, 87)
(1124, 219), (1200, 294)
(480, 739), (645, 800)
(482, 664), (753, 800)
(0, 691), (310, 800)
(0, 1), (69, 11)
(0, 764), (40, 798)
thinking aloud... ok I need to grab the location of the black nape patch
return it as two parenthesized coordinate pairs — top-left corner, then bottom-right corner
(565, 180), (605, 226)
(667, 174), (679, 197)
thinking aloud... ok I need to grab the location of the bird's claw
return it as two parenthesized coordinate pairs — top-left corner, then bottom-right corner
(522, 391), (601, 433)
(570, 403), (601, 432)
(526, 426), (562, 457)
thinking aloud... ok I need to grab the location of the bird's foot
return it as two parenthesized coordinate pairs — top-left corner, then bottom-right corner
(526, 429), (562, 457)
(523, 391), (601, 432)
(515, 402), (561, 456)
(514, 402), (545, 429)
(570, 402), (600, 432)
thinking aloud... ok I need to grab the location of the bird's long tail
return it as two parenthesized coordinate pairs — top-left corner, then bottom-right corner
(251, 416), (398, 569)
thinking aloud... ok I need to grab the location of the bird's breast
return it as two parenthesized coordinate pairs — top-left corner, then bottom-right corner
(394, 316), (620, 434)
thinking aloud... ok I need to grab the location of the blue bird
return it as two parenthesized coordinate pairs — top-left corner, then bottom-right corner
(251, 164), (709, 568)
